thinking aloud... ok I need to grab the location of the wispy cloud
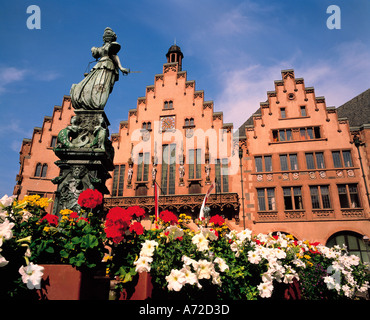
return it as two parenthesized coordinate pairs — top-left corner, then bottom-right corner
(0, 67), (27, 93)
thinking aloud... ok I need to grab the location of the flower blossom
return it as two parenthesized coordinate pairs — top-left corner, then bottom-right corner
(140, 240), (159, 257)
(257, 281), (274, 298)
(134, 256), (153, 273)
(77, 188), (103, 209)
(0, 218), (15, 243)
(19, 263), (44, 289)
(166, 269), (186, 291)
(192, 233), (209, 252)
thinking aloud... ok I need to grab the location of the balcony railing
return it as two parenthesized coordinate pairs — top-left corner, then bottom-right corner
(104, 192), (240, 214)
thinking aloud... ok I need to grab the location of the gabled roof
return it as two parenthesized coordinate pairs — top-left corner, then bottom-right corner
(337, 89), (370, 127)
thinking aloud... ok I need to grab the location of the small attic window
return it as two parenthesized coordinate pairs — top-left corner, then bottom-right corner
(288, 93), (295, 100)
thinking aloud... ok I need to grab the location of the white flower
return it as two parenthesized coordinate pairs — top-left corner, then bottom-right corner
(236, 229), (252, 242)
(140, 240), (158, 257)
(134, 256), (153, 273)
(273, 249), (286, 260)
(0, 219), (15, 242)
(166, 269), (186, 291)
(201, 228), (218, 241)
(165, 226), (184, 240)
(195, 259), (213, 280)
(0, 252), (9, 267)
(0, 195), (16, 208)
(180, 266), (198, 286)
(211, 271), (222, 285)
(192, 233), (209, 252)
(324, 276), (340, 291)
(257, 281), (274, 298)
(182, 255), (198, 269)
(347, 254), (360, 266)
(214, 257), (229, 272)
(248, 250), (261, 264)
(18, 263), (44, 289)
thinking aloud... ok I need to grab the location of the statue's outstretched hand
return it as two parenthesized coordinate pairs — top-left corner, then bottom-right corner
(120, 67), (129, 75)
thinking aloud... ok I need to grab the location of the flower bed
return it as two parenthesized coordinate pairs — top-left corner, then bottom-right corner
(1, 192), (369, 300)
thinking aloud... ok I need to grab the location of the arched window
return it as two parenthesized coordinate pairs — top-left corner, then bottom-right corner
(326, 231), (370, 263)
(41, 164), (48, 178)
(34, 163), (42, 177)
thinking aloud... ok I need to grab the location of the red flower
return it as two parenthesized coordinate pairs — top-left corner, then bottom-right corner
(159, 210), (178, 225)
(104, 207), (133, 243)
(126, 206), (145, 218)
(78, 189), (103, 209)
(129, 221), (144, 235)
(69, 212), (79, 219)
(40, 214), (59, 226)
(77, 217), (89, 224)
(209, 214), (225, 226)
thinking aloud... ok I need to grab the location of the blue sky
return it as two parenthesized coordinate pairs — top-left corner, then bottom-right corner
(0, 0), (369, 196)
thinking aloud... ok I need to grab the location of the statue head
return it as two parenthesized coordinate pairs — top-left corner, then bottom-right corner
(103, 27), (117, 43)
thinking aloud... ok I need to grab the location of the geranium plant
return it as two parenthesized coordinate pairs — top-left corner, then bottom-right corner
(0, 190), (108, 298)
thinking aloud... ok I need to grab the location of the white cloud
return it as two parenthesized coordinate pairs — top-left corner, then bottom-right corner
(0, 67), (27, 93)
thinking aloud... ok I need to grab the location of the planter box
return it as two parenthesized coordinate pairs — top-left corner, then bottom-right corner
(112, 272), (153, 300)
(37, 264), (110, 300)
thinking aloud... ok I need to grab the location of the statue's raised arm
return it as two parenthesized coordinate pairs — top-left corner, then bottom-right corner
(70, 27), (128, 110)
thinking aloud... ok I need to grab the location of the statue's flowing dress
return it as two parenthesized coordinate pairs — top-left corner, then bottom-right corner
(70, 42), (121, 110)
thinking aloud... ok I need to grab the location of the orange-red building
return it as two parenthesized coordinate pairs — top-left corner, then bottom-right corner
(13, 46), (370, 261)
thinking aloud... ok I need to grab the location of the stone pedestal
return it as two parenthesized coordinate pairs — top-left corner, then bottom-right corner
(52, 110), (114, 215)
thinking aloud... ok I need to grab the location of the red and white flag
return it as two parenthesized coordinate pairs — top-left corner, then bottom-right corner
(199, 180), (215, 220)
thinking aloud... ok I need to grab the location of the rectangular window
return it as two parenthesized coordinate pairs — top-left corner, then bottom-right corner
(264, 156), (272, 172)
(300, 127), (321, 140)
(342, 151), (353, 167)
(255, 156), (272, 172)
(273, 129), (292, 142)
(50, 136), (57, 148)
(280, 154), (288, 171)
(257, 188), (276, 211)
(300, 106), (307, 117)
(337, 184), (360, 208)
(310, 185), (331, 209)
(222, 158), (229, 192)
(112, 165), (125, 196)
(161, 144), (176, 195)
(289, 154), (298, 170)
(305, 153), (315, 170)
(137, 153), (150, 181)
(216, 159), (229, 193)
(315, 152), (325, 169)
(280, 108), (286, 118)
(283, 186), (303, 210)
(189, 149), (201, 179)
(332, 151), (343, 168)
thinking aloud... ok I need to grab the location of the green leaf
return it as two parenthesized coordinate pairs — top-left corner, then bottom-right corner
(72, 236), (81, 244)
(82, 234), (98, 249)
(60, 250), (69, 258)
(45, 246), (54, 253)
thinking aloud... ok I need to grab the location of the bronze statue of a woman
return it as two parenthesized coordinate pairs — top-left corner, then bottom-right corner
(70, 27), (128, 110)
